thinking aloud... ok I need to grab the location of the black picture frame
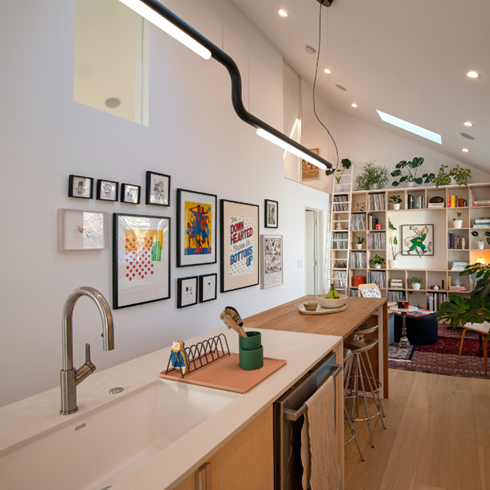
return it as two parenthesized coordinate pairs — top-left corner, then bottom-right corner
(176, 189), (218, 267)
(112, 213), (171, 309)
(177, 276), (198, 308)
(199, 273), (218, 303)
(220, 199), (260, 293)
(401, 224), (434, 256)
(146, 171), (171, 207)
(264, 199), (279, 228)
(121, 183), (141, 204)
(96, 179), (119, 202)
(68, 174), (93, 199)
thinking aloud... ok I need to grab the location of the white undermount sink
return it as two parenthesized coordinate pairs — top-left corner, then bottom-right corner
(0, 380), (238, 490)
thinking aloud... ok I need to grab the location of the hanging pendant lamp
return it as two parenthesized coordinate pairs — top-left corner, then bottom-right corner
(118, 0), (333, 170)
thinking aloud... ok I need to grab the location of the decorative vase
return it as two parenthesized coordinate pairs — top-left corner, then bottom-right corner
(407, 182), (415, 188)
(412, 283), (421, 290)
(336, 223), (343, 230)
(478, 240), (484, 250)
(393, 203), (401, 210)
(453, 220), (463, 229)
(450, 176), (457, 185)
(375, 264), (382, 269)
(391, 259), (399, 269)
(356, 244), (363, 250)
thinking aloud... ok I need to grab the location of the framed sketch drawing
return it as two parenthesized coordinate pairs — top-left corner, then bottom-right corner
(113, 213), (171, 309)
(68, 175), (93, 199)
(401, 224), (434, 256)
(220, 199), (259, 293)
(264, 199), (278, 228)
(177, 276), (198, 308)
(96, 179), (118, 201)
(199, 273), (217, 303)
(301, 148), (319, 180)
(57, 209), (106, 252)
(121, 184), (141, 204)
(146, 171), (170, 207)
(261, 235), (283, 289)
(176, 189), (217, 267)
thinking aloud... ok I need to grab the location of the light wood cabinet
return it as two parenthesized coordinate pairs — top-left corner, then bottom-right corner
(173, 405), (273, 490)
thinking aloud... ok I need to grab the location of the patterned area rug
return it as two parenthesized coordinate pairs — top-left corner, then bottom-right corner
(389, 325), (489, 379)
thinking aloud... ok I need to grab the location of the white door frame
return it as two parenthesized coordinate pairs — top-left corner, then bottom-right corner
(304, 206), (324, 295)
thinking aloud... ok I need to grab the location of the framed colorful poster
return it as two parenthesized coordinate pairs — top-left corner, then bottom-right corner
(68, 175), (93, 199)
(401, 224), (434, 256)
(146, 171), (170, 207)
(177, 276), (198, 308)
(220, 199), (259, 293)
(176, 189), (217, 267)
(96, 179), (118, 201)
(301, 148), (320, 180)
(264, 199), (278, 228)
(260, 235), (283, 289)
(113, 213), (170, 309)
(199, 273), (217, 303)
(57, 209), (106, 252)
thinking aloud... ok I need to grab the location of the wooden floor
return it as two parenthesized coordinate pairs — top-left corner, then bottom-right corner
(344, 369), (490, 490)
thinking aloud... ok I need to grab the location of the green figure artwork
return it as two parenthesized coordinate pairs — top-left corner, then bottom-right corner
(403, 225), (433, 257)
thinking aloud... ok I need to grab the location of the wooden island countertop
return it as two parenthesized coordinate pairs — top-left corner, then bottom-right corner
(246, 295), (389, 397)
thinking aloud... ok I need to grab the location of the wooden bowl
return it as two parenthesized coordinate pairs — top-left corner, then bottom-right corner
(316, 294), (347, 309)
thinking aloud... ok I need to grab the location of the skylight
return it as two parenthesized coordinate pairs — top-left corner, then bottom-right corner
(376, 110), (442, 144)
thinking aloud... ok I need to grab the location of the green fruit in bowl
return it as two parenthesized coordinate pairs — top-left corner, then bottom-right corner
(326, 284), (340, 299)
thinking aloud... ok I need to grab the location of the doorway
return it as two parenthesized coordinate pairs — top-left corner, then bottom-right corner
(305, 208), (323, 295)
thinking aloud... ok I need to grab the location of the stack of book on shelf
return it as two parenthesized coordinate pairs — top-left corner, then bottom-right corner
(428, 201), (445, 208)
(388, 290), (406, 302)
(369, 193), (386, 211)
(351, 214), (366, 231)
(451, 261), (469, 271)
(450, 284), (467, 292)
(473, 218), (490, 228)
(331, 270), (347, 288)
(349, 252), (367, 269)
(368, 270), (386, 288)
(332, 232), (348, 250)
(448, 233), (461, 249)
(349, 289), (359, 297)
(406, 194), (425, 209)
(390, 279), (404, 289)
(332, 194), (349, 212)
(368, 232), (386, 249)
(367, 214), (381, 230)
(447, 195), (467, 207)
(471, 190), (490, 207)
(427, 292), (447, 312)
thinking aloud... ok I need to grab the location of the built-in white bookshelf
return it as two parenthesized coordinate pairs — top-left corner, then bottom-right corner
(329, 183), (490, 310)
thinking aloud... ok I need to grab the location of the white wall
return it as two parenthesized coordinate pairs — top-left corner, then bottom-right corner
(0, 0), (329, 407)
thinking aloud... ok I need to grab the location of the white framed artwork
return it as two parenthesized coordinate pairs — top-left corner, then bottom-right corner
(260, 235), (283, 289)
(57, 209), (106, 252)
(177, 276), (198, 308)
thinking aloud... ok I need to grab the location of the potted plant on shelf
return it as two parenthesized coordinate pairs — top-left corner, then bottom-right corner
(352, 235), (365, 250)
(370, 254), (385, 269)
(409, 277), (423, 290)
(355, 160), (389, 190)
(452, 212), (463, 229)
(450, 164), (471, 186)
(325, 158), (352, 189)
(433, 165), (451, 187)
(388, 220), (402, 268)
(390, 195), (402, 210)
(391, 157), (434, 187)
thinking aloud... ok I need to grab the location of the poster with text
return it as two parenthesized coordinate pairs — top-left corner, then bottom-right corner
(220, 200), (259, 292)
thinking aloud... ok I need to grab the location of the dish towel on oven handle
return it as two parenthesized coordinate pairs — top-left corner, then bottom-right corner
(301, 376), (340, 490)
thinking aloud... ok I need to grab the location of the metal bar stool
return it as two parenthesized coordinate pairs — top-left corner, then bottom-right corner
(343, 348), (364, 461)
(344, 335), (386, 448)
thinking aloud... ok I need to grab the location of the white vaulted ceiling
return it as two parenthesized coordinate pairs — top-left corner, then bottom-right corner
(229, 0), (490, 173)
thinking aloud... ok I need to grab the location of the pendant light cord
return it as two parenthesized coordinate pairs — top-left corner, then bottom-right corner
(313, 3), (339, 170)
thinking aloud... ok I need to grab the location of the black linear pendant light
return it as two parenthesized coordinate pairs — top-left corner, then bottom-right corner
(118, 0), (333, 170)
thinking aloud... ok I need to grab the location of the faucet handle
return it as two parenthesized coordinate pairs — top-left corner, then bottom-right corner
(85, 343), (92, 364)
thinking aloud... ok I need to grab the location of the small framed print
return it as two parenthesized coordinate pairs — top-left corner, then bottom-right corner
(57, 209), (106, 251)
(113, 213), (171, 309)
(96, 179), (118, 202)
(302, 148), (320, 180)
(146, 171), (170, 207)
(177, 276), (198, 308)
(68, 175), (93, 199)
(199, 273), (217, 303)
(261, 235), (283, 289)
(264, 199), (278, 228)
(121, 184), (141, 204)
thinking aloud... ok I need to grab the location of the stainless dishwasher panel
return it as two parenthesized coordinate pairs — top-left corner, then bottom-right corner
(273, 352), (340, 490)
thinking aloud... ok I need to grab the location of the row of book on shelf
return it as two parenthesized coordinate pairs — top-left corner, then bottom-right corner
(368, 232), (386, 249)
(471, 190), (490, 207)
(447, 195), (467, 208)
(473, 218), (490, 228)
(368, 193), (385, 211)
(332, 194), (349, 212)
(351, 214), (366, 230)
(332, 232), (348, 250)
(349, 252), (367, 268)
(368, 270), (386, 289)
(330, 270), (347, 288)
(406, 194), (426, 209)
(367, 214), (382, 230)
(448, 233), (464, 250)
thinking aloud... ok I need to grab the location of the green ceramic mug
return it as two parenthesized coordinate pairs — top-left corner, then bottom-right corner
(239, 345), (264, 371)
(239, 331), (261, 350)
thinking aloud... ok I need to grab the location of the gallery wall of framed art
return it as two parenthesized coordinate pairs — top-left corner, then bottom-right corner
(220, 199), (259, 293)
(113, 213), (171, 309)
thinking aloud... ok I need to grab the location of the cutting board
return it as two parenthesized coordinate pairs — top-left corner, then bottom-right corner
(160, 353), (286, 394)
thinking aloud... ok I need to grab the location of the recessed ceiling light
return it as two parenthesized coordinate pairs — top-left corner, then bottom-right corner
(462, 148), (469, 152)
(467, 71), (479, 78)
(464, 121), (473, 127)
(376, 110), (442, 144)
(351, 103), (357, 108)
(324, 68), (332, 74)
(305, 45), (316, 55)
(278, 9), (288, 17)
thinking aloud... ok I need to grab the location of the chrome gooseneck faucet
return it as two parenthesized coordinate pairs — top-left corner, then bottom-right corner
(60, 287), (114, 415)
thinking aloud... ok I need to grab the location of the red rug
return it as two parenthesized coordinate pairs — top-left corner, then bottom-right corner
(389, 325), (489, 379)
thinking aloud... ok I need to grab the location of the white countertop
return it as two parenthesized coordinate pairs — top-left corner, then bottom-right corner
(0, 326), (342, 490)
